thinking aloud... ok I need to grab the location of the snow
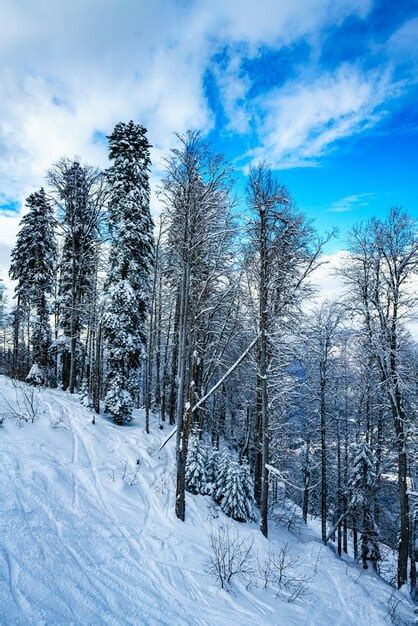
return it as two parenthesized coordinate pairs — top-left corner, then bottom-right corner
(0, 376), (408, 625)
(25, 364), (44, 386)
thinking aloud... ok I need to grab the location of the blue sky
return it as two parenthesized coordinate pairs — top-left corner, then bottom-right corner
(0, 0), (417, 264)
(201, 0), (418, 249)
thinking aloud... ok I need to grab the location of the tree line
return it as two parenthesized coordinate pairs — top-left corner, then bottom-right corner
(5, 123), (417, 597)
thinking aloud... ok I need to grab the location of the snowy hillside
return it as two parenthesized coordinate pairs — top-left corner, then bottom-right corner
(0, 376), (412, 625)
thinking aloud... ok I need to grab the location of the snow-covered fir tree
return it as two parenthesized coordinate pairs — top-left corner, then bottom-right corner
(48, 159), (103, 392)
(213, 451), (230, 505)
(206, 447), (219, 492)
(185, 433), (210, 495)
(79, 376), (93, 409)
(349, 442), (380, 569)
(103, 121), (154, 424)
(219, 460), (256, 522)
(9, 188), (56, 384)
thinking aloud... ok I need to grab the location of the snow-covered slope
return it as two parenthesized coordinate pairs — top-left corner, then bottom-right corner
(0, 376), (407, 625)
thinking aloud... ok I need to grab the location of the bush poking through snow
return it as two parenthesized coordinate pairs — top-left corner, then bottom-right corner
(205, 526), (254, 590)
(2, 380), (44, 426)
(258, 544), (310, 603)
(271, 499), (304, 535)
(120, 459), (142, 486)
(385, 589), (415, 625)
(26, 363), (46, 386)
(49, 407), (69, 430)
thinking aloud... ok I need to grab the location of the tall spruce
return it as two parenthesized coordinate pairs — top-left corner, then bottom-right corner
(103, 121), (154, 425)
(9, 188), (56, 384)
(48, 159), (104, 392)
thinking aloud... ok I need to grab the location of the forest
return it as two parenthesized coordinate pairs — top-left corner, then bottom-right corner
(1, 120), (417, 606)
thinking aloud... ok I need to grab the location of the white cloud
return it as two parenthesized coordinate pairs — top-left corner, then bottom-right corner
(327, 193), (374, 213)
(0, 208), (26, 297)
(0, 0), (413, 291)
(308, 251), (348, 305)
(307, 250), (418, 336)
(386, 17), (418, 62)
(0, 1), (214, 203)
(203, 0), (372, 49)
(0, 0), (376, 204)
(247, 64), (400, 168)
(214, 53), (252, 134)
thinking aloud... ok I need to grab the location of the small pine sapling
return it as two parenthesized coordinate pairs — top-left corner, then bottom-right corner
(185, 433), (210, 495)
(220, 460), (256, 523)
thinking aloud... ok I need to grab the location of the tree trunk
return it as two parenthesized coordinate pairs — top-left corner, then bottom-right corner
(155, 269), (163, 415)
(68, 239), (77, 394)
(254, 365), (262, 507)
(160, 307), (172, 426)
(93, 322), (101, 415)
(62, 350), (71, 391)
(320, 363), (327, 544)
(168, 292), (180, 426)
(337, 422), (342, 557)
(259, 205), (269, 539)
(12, 294), (21, 379)
(175, 262), (190, 521)
(353, 517), (358, 561)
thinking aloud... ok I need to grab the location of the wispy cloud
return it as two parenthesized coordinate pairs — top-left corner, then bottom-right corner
(246, 64), (401, 169)
(327, 192), (375, 213)
(0, 0), (416, 284)
(386, 17), (418, 62)
(0, 0), (376, 202)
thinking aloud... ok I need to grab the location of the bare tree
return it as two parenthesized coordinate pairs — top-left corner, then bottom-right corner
(340, 207), (417, 588)
(160, 131), (234, 520)
(205, 526), (254, 589)
(245, 163), (329, 537)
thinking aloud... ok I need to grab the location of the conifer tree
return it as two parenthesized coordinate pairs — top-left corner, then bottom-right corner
(48, 159), (103, 392)
(103, 121), (154, 424)
(213, 451), (230, 505)
(185, 433), (210, 494)
(349, 442), (380, 569)
(206, 447), (219, 492)
(79, 376), (93, 409)
(220, 460), (256, 522)
(9, 188), (56, 384)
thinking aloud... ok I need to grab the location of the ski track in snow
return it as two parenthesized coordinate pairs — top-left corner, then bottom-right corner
(0, 376), (404, 625)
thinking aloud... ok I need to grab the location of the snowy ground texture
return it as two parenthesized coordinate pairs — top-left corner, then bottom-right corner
(0, 375), (413, 625)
